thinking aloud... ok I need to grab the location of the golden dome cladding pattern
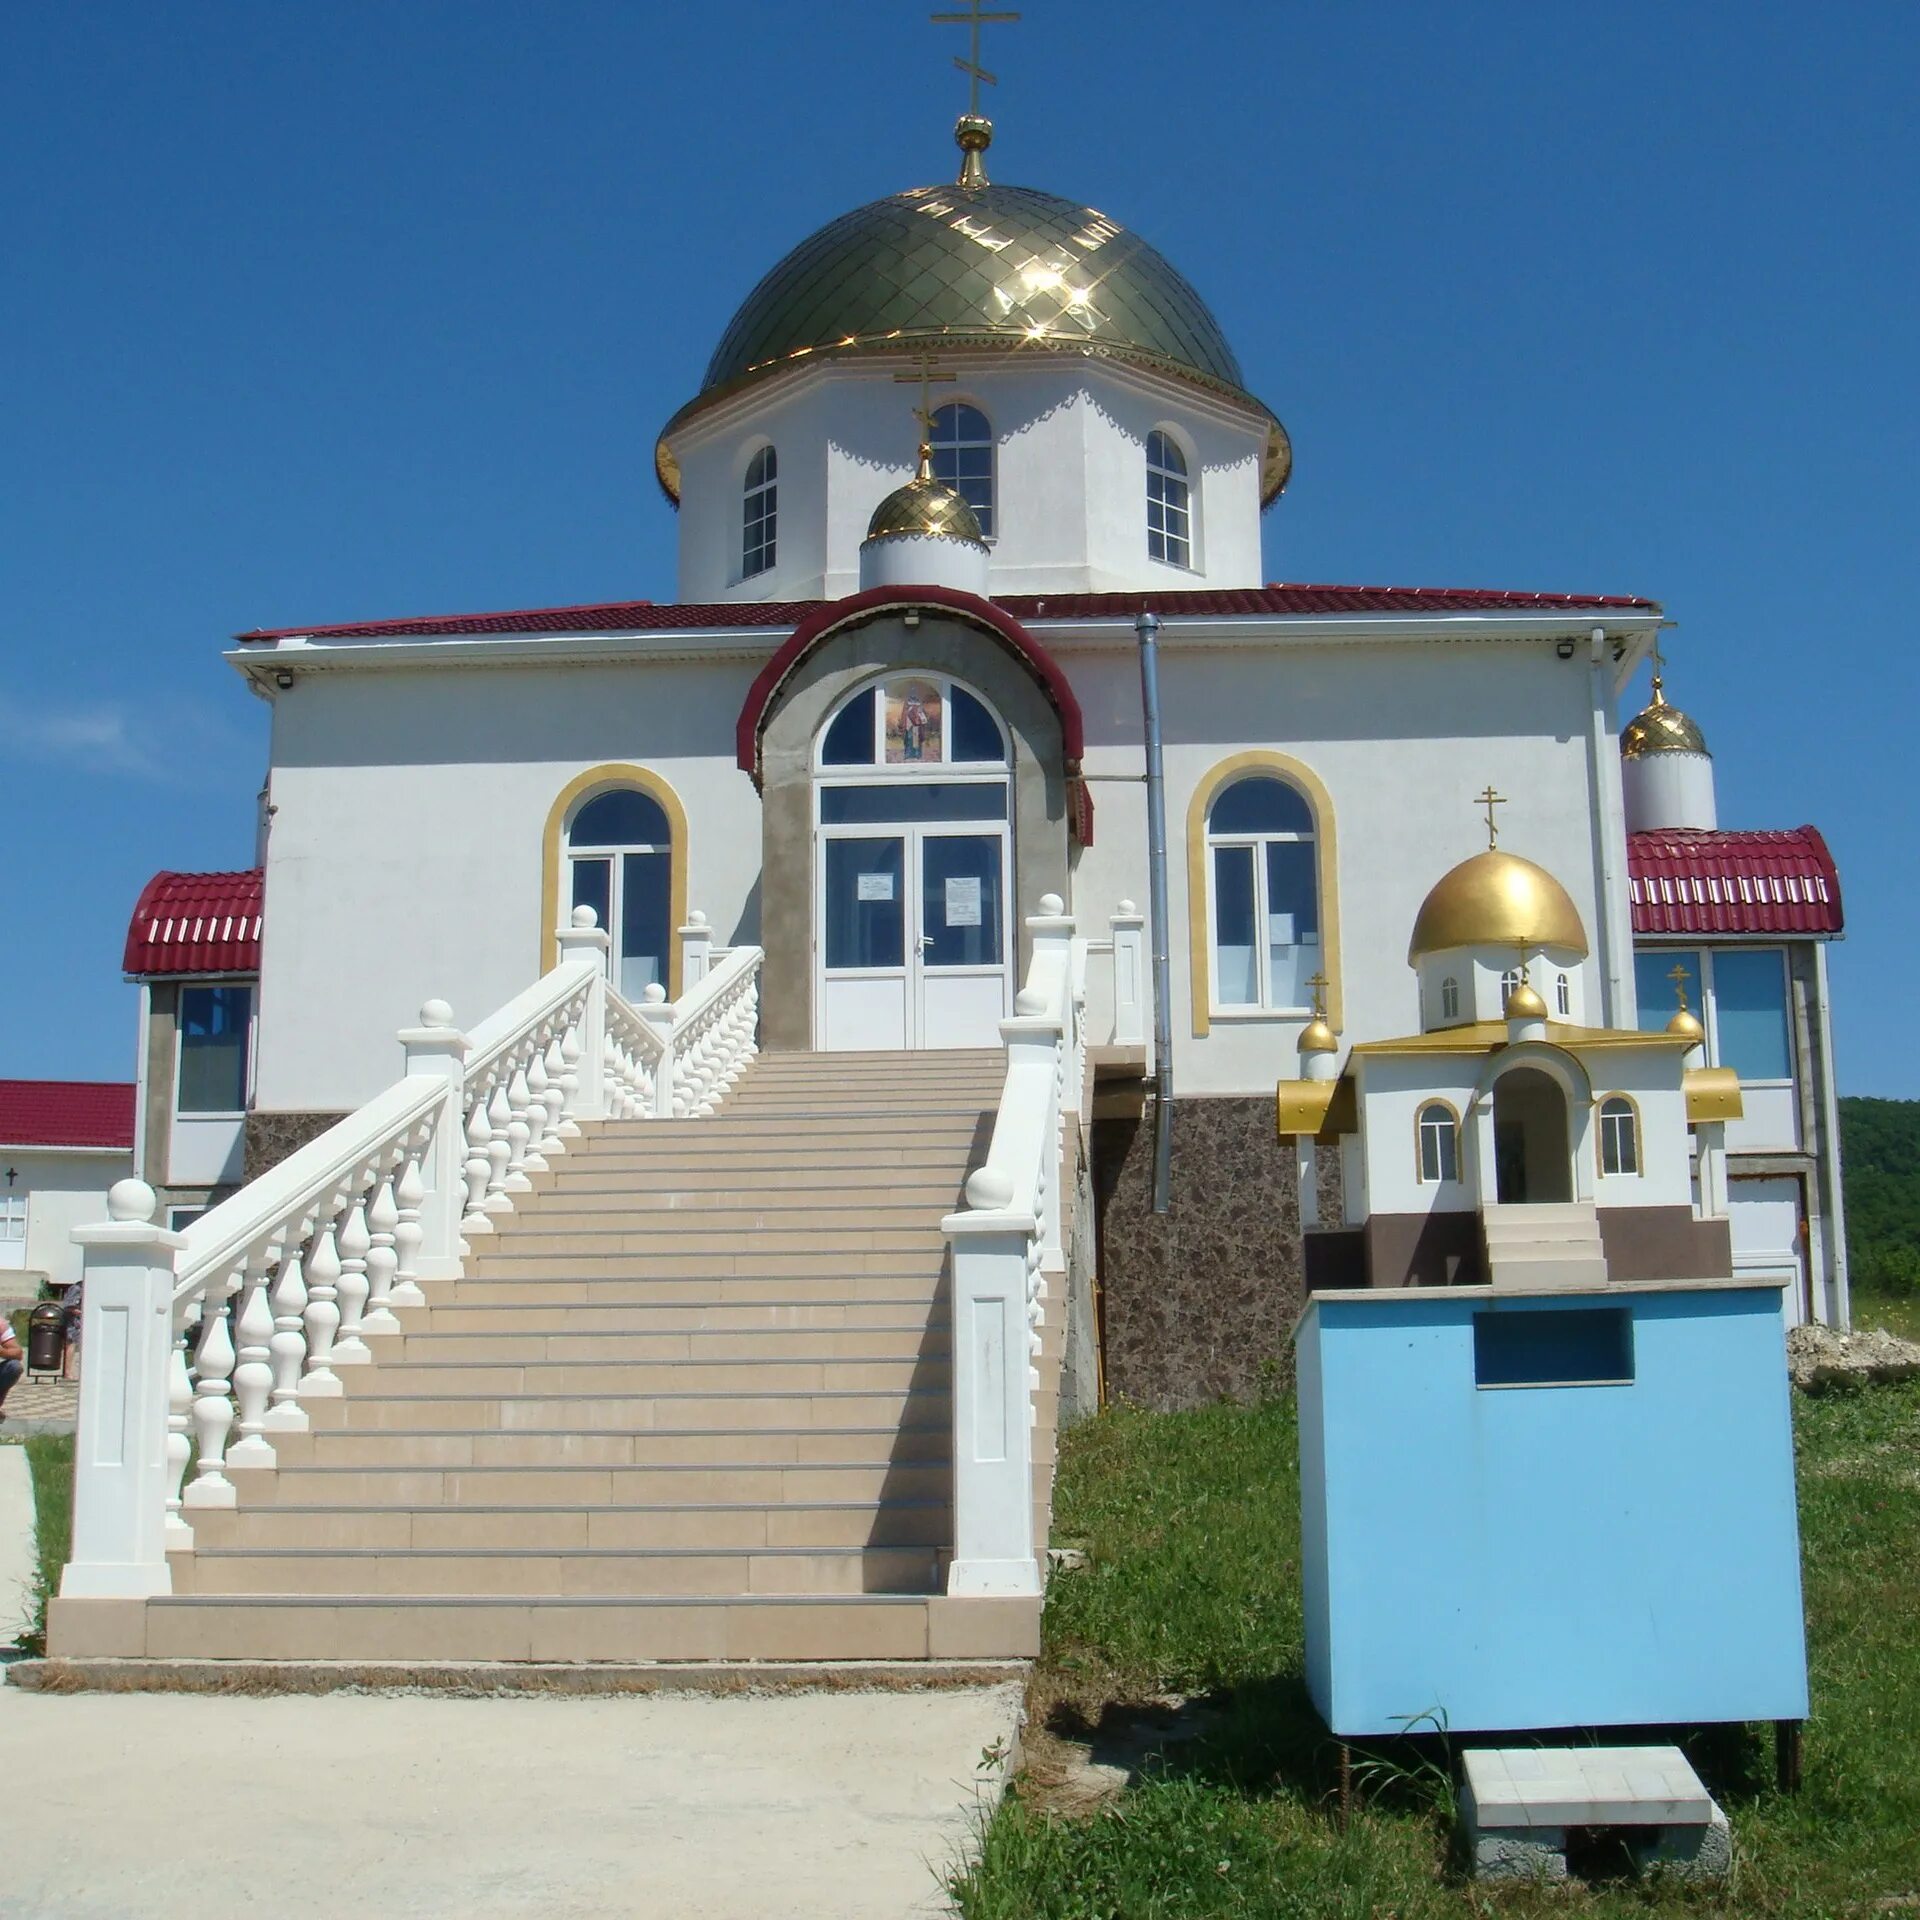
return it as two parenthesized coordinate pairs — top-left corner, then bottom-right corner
(1622, 677), (1710, 759)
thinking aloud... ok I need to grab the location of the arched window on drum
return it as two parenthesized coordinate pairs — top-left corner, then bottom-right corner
(566, 787), (673, 1002)
(1206, 774), (1320, 1011)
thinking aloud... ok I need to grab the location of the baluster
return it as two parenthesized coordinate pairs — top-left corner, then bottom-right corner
(165, 1311), (196, 1546)
(463, 1094), (497, 1234)
(520, 1047), (552, 1176)
(263, 1246), (310, 1431)
(540, 1031), (568, 1154)
(558, 1019), (584, 1137)
(183, 1282), (239, 1508)
(391, 1148), (428, 1307)
(484, 1081), (514, 1214)
(503, 1062), (535, 1191)
(299, 1220), (344, 1398)
(361, 1175), (401, 1335)
(333, 1197), (373, 1363)
(226, 1247), (278, 1469)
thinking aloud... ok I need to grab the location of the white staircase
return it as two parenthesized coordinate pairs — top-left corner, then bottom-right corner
(1480, 1202), (1609, 1291)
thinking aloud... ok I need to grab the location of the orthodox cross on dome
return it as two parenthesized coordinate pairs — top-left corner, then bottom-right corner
(1306, 971), (1330, 1021)
(1476, 785), (1507, 850)
(894, 351), (957, 444)
(932, 0), (1021, 119)
(1668, 960), (1694, 1014)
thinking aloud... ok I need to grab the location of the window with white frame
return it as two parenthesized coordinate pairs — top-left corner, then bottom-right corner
(1712, 948), (1793, 1082)
(742, 444), (777, 577)
(1146, 430), (1191, 567)
(1208, 775), (1319, 1011)
(0, 1194), (25, 1246)
(1440, 976), (1460, 1022)
(1500, 967), (1522, 1002)
(177, 984), (252, 1116)
(929, 403), (994, 537)
(1600, 1096), (1640, 1176)
(567, 788), (673, 1003)
(1557, 972), (1572, 1016)
(1418, 1102), (1459, 1183)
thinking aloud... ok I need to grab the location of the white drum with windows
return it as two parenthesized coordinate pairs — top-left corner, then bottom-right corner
(815, 675), (1013, 1051)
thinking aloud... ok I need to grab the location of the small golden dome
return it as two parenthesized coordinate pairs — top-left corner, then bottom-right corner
(865, 443), (985, 545)
(1298, 1016), (1337, 1056)
(1504, 979), (1549, 1021)
(1621, 674), (1709, 759)
(1408, 851), (1589, 963)
(1667, 1007), (1705, 1043)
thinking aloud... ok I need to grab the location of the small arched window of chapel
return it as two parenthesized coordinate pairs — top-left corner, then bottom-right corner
(1441, 976), (1460, 1022)
(742, 444), (777, 578)
(1418, 1102), (1460, 1183)
(1146, 430), (1192, 568)
(1600, 1096), (1641, 1177)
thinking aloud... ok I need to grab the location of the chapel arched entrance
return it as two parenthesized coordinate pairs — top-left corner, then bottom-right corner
(1492, 1066), (1574, 1204)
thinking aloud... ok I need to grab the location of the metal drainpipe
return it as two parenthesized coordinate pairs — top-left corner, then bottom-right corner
(1586, 625), (1630, 1026)
(1136, 610), (1175, 1213)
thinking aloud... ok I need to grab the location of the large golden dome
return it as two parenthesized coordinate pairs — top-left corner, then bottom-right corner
(655, 121), (1289, 504)
(1408, 851), (1589, 963)
(1621, 674), (1709, 758)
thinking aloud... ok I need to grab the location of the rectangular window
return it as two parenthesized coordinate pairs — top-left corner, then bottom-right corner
(1474, 1307), (1634, 1389)
(824, 838), (906, 970)
(1635, 948), (1701, 1033)
(1212, 844), (1258, 1005)
(177, 984), (253, 1116)
(0, 1195), (25, 1242)
(1713, 947), (1792, 1081)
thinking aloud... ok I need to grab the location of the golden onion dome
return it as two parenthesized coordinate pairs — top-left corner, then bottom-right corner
(1408, 851), (1590, 963)
(654, 118), (1289, 505)
(1621, 674), (1709, 759)
(1504, 979), (1550, 1021)
(1297, 1016), (1338, 1056)
(865, 444), (985, 545)
(1667, 1007), (1705, 1043)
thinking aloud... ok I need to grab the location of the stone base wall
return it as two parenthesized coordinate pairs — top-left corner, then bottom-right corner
(1091, 1096), (1342, 1409)
(243, 1112), (349, 1184)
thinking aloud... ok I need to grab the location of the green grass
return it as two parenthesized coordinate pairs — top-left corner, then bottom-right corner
(1853, 1288), (1920, 1343)
(951, 1386), (1920, 1918)
(2, 1434), (73, 1656)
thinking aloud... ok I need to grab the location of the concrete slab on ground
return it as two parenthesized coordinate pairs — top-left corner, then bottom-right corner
(0, 1683), (1020, 1919)
(0, 1444), (36, 1650)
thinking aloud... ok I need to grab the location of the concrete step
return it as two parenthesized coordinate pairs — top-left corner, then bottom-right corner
(368, 1328), (950, 1364)
(483, 1226), (947, 1256)
(248, 1462), (952, 1507)
(532, 1187), (962, 1214)
(434, 1274), (946, 1306)
(191, 1499), (952, 1553)
(341, 1356), (952, 1398)
(173, 1543), (944, 1599)
(572, 1115), (984, 1143)
(268, 1424), (950, 1470)
(541, 1161), (966, 1190)
(460, 1252), (947, 1279)
(74, 1592), (1040, 1663)
(394, 1300), (941, 1334)
(304, 1388), (951, 1433)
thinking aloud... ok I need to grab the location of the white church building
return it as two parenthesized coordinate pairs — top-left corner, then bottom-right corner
(54, 107), (1846, 1667)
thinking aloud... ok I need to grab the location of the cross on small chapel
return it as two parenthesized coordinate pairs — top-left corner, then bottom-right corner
(931, 0), (1021, 118)
(1668, 961), (1694, 1014)
(1476, 785), (1507, 850)
(894, 351), (957, 443)
(1306, 971), (1330, 1020)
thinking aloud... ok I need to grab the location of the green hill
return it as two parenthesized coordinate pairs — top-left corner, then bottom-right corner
(1841, 1095), (1920, 1295)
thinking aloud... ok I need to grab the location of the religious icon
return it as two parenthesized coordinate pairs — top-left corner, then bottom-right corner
(885, 678), (943, 763)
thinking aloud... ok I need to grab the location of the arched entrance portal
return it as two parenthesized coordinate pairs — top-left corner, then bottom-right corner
(1492, 1067), (1574, 1204)
(813, 673), (1014, 1050)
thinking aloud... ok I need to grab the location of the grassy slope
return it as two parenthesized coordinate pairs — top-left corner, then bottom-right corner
(2, 1434), (73, 1656)
(954, 1389), (1920, 1918)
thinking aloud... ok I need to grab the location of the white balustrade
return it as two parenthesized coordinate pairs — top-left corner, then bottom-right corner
(942, 893), (1084, 1599)
(63, 906), (762, 1605)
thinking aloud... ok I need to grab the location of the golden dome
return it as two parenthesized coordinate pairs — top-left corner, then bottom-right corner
(1298, 1016), (1338, 1056)
(1504, 979), (1549, 1021)
(865, 443), (986, 545)
(1667, 1007), (1705, 1043)
(1621, 674), (1709, 759)
(1408, 851), (1589, 963)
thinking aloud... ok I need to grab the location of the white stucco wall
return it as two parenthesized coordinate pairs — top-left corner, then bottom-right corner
(672, 358), (1266, 603)
(1, 1151), (132, 1290)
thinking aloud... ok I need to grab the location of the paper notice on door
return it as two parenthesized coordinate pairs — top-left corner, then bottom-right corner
(856, 872), (896, 902)
(945, 876), (983, 926)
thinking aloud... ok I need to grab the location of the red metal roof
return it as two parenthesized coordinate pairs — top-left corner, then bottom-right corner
(235, 582), (1656, 642)
(0, 1080), (135, 1150)
(124, 869), (264, 977)
(1627, 828), (1843, 939)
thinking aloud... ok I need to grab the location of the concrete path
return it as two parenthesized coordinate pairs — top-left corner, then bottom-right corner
(0, 1443), (36, 1649)
(0, 1682), (1019, 1918)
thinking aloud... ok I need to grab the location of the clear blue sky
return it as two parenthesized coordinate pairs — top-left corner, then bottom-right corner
(6, 2), (1917, 1093)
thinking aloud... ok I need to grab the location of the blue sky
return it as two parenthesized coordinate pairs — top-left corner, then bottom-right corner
(7, 2), (1917, 1093)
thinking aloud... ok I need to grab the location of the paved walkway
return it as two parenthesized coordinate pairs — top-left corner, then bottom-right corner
(0, 1450), (1015, 1919)
(1, 1375), (78, 1434)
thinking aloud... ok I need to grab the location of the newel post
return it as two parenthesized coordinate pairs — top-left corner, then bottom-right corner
(944, 1178), (1043, 1599)
(679, 910), (713, 989)
(1110, 899), (1147, 1050)
(62, 1180), (185, 1599)
(639, 986), (677, 1119)
(398, 998), (469, 1280)
(556, 905), (610, 1122)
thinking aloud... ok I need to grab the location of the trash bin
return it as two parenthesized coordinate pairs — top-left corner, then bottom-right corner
(27, 1299), (66, 1375)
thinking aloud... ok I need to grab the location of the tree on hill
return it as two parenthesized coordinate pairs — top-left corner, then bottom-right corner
(1841, 1096), (1920, 1296)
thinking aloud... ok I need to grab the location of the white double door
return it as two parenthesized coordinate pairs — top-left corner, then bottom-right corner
(816, 822), (1011, 1050)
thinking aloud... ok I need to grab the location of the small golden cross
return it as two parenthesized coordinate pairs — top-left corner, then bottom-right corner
(1306, 971), (1330, 1020)
(1668, 961), (1693, 1014)
(1476, 785), (1507, 850)
(931, 0), (1021, 118)
(893, 351), (957, 441)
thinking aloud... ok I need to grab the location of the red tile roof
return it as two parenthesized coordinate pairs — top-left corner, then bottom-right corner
(1628, 828), (1843, 939)
(234, 582), (1656, 642)
(125, 869), (264, 977)
(0, 1080), (135, 1151)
